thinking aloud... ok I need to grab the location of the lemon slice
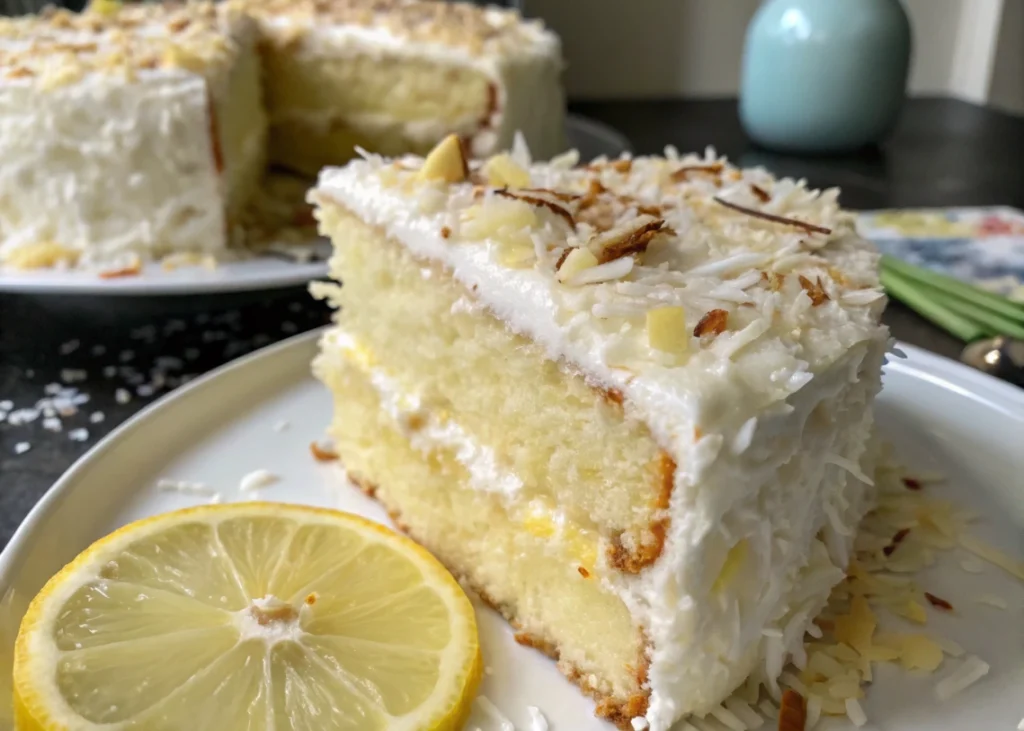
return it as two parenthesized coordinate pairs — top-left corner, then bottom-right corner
(14, 503), (481, 730)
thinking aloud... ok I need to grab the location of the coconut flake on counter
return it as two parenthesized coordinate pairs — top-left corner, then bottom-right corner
(157, 479), (216, 496)
(239, 469), (280, 492)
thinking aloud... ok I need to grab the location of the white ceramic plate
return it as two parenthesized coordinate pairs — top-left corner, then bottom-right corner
(0, 333), (1021, 730)
(0, 245), (333, 297)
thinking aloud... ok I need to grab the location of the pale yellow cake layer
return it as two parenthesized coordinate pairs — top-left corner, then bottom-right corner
(262, 49), (491, 173)
(315, 203), (671, 570)
(315, 350), (648, 708)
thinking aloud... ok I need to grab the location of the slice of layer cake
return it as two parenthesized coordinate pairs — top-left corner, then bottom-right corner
(0, 2), (266, 270)
(241, 0), (565, 176)
(311, 138), (889, 731)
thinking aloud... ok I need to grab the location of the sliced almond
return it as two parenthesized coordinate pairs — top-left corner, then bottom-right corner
(417, 134), (468, 183)
(646, 306), (689, 355)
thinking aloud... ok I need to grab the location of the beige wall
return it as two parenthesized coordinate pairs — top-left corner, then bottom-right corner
(531, 0), (1015, 110)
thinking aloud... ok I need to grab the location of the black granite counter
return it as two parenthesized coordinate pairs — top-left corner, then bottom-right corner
(2, 97), (1022, 547)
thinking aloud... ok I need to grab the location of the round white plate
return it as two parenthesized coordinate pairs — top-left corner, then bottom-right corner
(0, 334), (1020, 730)
(0, 246), (332, 297)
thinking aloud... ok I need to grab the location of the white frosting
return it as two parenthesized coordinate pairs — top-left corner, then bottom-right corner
(0, 9), (261, 268)
(313, 149), (889, 729)
(257, 11), (565, 159)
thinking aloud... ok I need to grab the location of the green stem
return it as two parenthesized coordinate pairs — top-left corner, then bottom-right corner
(880, 268), (986, 342)
(881, 255), (1024, 323)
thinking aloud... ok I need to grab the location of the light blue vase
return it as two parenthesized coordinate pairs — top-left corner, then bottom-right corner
(740, 0), (912, 153)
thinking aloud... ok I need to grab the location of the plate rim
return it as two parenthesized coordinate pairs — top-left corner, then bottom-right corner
(0, 257), (330, 297)
(1, 333), (1020, 581)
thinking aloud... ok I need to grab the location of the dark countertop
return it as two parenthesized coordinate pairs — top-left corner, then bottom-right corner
(1, 97), (1021, 548)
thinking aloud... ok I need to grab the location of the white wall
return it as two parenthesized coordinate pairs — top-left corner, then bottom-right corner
(530, 0), (1015, 110)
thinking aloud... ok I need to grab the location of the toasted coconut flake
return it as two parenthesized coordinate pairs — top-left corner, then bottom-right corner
(694, 309), (729, 338)
(883, 528), (911, 556)
(751, 183), (771, 203)
(588, 215), (666, 264)
(778, 689), (806, 731)
(924, 592), (953, 611)
(494, 188), (575, 228)
(713, 197), (832, 236)
(671, 162), (724, 182)
(310, 440), (338, 462)
(577, 566), (590, 578)
(98, 259), (142, 279)
(798, 275), (830, 306)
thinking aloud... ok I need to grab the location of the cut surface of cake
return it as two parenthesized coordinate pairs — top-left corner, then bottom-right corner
(0, 3), (267, 270)
(312, 138), (890, 730)
(243, 0), (566, 176)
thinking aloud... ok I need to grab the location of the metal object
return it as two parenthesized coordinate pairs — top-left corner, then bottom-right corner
(961, 336), (1024, 387)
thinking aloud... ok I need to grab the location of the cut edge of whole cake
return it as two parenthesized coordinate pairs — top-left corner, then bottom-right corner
(310, 135), (890, 731)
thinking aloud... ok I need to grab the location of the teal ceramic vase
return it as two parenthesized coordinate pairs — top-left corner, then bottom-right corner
(740, 0), (912, 153)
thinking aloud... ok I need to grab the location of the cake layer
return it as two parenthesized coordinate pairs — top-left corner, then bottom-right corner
(313, 205), (671, 570)
(0, 3), (267, 269)
(246, 0), (565, 173)
(314, 344), (650, 718)
(261, 48), (494, 174)
(312, 141), (889, 730)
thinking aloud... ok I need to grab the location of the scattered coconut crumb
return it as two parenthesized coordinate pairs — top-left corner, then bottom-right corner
(115, 388), (131, 404)
(240, 469), (279, 492)
(975, 594), (1009, 610)
(89, 411), (105, 424)
(310, 440), (338, 462)
(156, 479), (215, 496)
(14, 442), (30, 455)
(60, 368), (87, 384)
(68, 428), (89, 442)
(59, 339), (80, 355)
(934, 655), (990, 701)
(526, 706), (549, 731)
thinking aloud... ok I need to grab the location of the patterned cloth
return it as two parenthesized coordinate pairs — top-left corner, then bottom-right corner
(858, 207), (1024, 302)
